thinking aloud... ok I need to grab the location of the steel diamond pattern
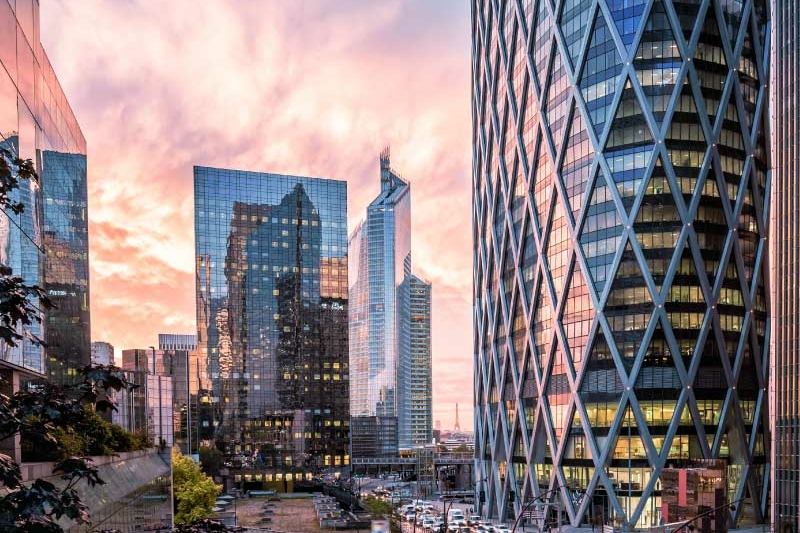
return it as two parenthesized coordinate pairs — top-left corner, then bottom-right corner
(472, 0), (770, 528)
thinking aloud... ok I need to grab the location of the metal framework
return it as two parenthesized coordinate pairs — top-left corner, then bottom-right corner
(471, 0), (771, 528)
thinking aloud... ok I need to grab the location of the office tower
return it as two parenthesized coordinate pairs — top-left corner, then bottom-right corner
(0, 1), (88, 385)
(112, 368), (173, 447)
(471, 0), (770, 529)
(156, 334), (197, 454)
(350, 149), (428, 457)
(158, 333), (197, 351)
(147, 374), (173, 448)
(397, 274), (432, 449)
(91, 341), (115, 366)
(194, 166), (349, 483)
(121, 348), (152, 373)
(772, 2), (797, 529)
(42, 149), (90, 384)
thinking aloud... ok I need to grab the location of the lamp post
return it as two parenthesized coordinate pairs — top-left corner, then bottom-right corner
(511, 485), (583, 533)
(441, 493), (458, 533)
(475, 477), (488, 518)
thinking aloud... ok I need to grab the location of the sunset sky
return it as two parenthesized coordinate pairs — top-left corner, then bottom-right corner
(41, 1), (474, 431)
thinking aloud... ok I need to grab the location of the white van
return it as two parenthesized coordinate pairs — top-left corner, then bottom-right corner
(448, 509), (465, 522)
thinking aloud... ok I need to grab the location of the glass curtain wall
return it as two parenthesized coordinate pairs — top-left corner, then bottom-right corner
(472, 0), (770, 528)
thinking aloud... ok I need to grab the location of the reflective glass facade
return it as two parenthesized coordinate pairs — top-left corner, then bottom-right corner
(0, 0), (88, 377)
(158, 334), (196, 454)
(194, 167), (349, 477)
(398, 274), (432, 449)
(772, 0), (799, 528)
(42, 149), (89, 383)
(349, 149), (411, 456)
(471, 0), (770, 528)
(91, 341), (114, 366)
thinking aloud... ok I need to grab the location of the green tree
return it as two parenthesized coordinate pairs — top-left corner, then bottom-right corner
(0, 144), (145, 533)
(0, 365), (136, 533)
(198, 445), (223, 476)
(173, 451), (221, 524)
(361, 495), (393, 517)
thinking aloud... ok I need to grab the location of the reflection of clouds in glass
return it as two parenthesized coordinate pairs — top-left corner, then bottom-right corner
(43, 0), (474, 430)
(215, 307), (232, 379)
(0, 212), (9, 267)
(196, 167), (349, 469)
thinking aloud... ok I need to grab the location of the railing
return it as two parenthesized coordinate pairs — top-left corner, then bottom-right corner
(350, 453), (472, 465)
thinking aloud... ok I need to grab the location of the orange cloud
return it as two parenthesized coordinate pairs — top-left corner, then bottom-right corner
(42, 0), (473, 431)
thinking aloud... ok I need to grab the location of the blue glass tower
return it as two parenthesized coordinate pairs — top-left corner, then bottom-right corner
(472, 0), (770, 528)
(194, 167), (349, 483)
(349, 149), (411, 457)
(0, 1), (89, 381)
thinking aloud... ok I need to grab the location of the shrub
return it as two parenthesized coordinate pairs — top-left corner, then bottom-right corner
(21, 405), (148, 461)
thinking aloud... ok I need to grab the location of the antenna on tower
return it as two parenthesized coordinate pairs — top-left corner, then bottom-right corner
(380, 146), (391, 169)
(454, 403), (461, 432)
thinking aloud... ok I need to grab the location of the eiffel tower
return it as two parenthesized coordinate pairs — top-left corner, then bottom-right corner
(454, 403), (461, 432)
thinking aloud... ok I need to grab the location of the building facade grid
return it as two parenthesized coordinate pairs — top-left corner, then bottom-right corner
(472, 0), (770, 528)
(771, 0), (799, 527)
(194, 167), (349, 481)
(0, 0), (88, 378)
(398, 274), (433, 450)
(349, 150), (411, 457)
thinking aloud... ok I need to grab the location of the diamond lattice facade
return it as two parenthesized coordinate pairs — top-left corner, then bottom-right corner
(471, 0), (770, 529)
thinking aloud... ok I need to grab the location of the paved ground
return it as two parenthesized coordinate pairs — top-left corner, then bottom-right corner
(235, 496), (323, 533)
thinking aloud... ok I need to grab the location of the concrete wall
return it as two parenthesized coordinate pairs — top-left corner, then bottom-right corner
(20, 448), (172, 532)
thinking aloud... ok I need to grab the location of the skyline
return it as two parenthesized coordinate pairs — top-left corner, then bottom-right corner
(40, 0), (473, 430)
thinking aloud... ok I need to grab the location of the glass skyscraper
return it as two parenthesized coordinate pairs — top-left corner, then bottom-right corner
(194, 167), (349, 485)
(349, 149), (411, 457)
(772, 0), (799, 529)
(472, 0), (770, 529)
(42, 149), (90, 383)
(0, 1), (89, 381)
(398, 274), (433, 450)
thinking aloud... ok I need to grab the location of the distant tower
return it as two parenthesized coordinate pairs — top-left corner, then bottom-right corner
(454, 403), (461, 432)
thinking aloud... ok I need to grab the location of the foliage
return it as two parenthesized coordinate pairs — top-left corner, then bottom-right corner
(0, 132), (140, 533)
(0, 365), (136, 533)
(22, 405), (148, 461)
(361, 496), (393, 517)
(173, 451), (221, 525)
(0, 149), (52, 349)
(174, 519), (237, 533)
(0, 146), (36, 215)
(198, 445), (223, 476)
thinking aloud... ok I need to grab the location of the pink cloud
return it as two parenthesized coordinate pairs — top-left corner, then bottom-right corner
(42, 0), (473, 431)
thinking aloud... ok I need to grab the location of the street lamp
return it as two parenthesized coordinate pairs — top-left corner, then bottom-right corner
(441, 493), (459, 533)
(511, 485), (584, 533)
